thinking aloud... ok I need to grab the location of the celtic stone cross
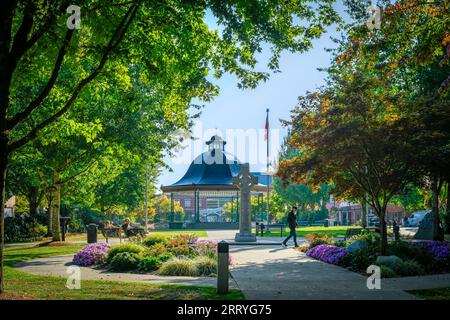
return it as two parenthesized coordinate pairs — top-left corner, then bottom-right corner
(233, 163), (258, 242)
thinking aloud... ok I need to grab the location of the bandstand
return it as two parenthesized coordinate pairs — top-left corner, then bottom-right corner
(161, 135), (270, 229)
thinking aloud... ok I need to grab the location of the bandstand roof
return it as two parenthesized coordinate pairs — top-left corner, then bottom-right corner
(161, 135), (270, 193)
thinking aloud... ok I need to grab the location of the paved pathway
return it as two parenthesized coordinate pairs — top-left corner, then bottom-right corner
(229, 245), (421, 300)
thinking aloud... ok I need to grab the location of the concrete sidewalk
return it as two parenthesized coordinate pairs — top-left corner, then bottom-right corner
(229, 246), (419, 300)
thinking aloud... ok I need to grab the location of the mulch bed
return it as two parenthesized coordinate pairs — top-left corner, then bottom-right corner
(36, 241), (79, 247)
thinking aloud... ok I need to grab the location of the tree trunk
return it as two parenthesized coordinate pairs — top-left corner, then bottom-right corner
(378, 208), (388, 255)
(431, 175), (443, 241)
(0, 151), (8, 293)
(445, 182), (450, 235)
(28, 186), (39, 216)
(52, 170), (61, 242)
(361, 197), (367, 228)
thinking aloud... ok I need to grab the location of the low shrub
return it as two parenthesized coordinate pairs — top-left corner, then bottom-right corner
(110, 252), (141, 271)
(351, 231), (380, 247)
(142, 234), (168, 247)
(169, 244), (196, 257)
(335, 240), (353, 248)
(5, 216), (47, 243)
(194, 256), (217, 276)
(172, 234), (198, 245)
(158, 254), (172, 262)
(159, 257), (198, 276)
(306, 244), (348, 265)
(390, 259), (425, 277)
(304, 233), (334, 249)
(73, 243), (110, 266)
(339, 247), (378, 271)
(139, 256), (162, 272)
(387, 241), (422, 261)
(107, 243), (143, 264)
(141, 242), (169, 258)
(379, 265), (397, 278)
(195, 240), (217, 259)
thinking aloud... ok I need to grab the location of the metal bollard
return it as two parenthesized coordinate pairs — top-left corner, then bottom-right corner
(217, 240), (229, 294)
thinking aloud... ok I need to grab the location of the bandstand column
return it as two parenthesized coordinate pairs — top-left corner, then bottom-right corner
(170, 193), (174, 222)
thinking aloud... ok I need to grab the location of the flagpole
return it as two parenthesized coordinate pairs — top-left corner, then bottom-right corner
(266, 108), (270, 226)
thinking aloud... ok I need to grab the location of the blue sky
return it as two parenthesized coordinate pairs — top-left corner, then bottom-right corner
(157, 1), (350, 190)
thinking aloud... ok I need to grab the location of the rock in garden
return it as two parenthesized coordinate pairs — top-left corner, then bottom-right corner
(346, 240), (368, 253)
(376, 255), (402, 266)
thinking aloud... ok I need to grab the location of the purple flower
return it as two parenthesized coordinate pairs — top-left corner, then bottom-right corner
(306, 244), (348, 265)
(409, 240), (450, 260)
(73, 243), (111, 267)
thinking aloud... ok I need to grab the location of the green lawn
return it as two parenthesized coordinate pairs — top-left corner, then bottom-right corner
(253, 226), (360, 237)
(64, 230), (208, 242)
(408, 287), (450, 300)
(1, 243), (243, 300)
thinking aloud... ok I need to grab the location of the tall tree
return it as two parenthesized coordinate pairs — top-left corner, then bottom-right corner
(0, 0), (339, 292)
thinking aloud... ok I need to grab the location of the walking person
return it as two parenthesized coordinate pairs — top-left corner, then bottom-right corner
(282, 206), (299, 248)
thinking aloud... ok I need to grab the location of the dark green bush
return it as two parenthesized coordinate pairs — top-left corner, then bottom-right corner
(387, 241), (422, 261)
(391, 260), (425, 277)
(107, 243), (143, 264)
(379, 265), (397, 278)
(339, 247), (378, 272)
(139, 256), (162, 271)
(110, 252), (141, 271)
(5, 216), (46, 243)
(158, 254), (172, 262)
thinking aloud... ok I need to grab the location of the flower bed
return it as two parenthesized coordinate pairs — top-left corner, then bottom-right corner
(306, 244), (348, 265)
(72, 234), (231, 277)
(73, 243), (110, 266)
(410, 241), (450, 260)
(302, 236), (450, 278)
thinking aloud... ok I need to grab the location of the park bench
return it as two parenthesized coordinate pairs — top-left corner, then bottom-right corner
(335, 227), (363, 241)
(310, 220), (325, 226)
(297, 221), (309, 226)
(100, 225), (146, 243)
(256, 223), (287, 237)
(100, 226), (123, 243)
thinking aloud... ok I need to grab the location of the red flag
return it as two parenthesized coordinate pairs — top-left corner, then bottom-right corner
(264, 112), (269, 141)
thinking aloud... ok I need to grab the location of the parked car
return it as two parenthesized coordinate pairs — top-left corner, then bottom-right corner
(404, 210), (431, 227)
